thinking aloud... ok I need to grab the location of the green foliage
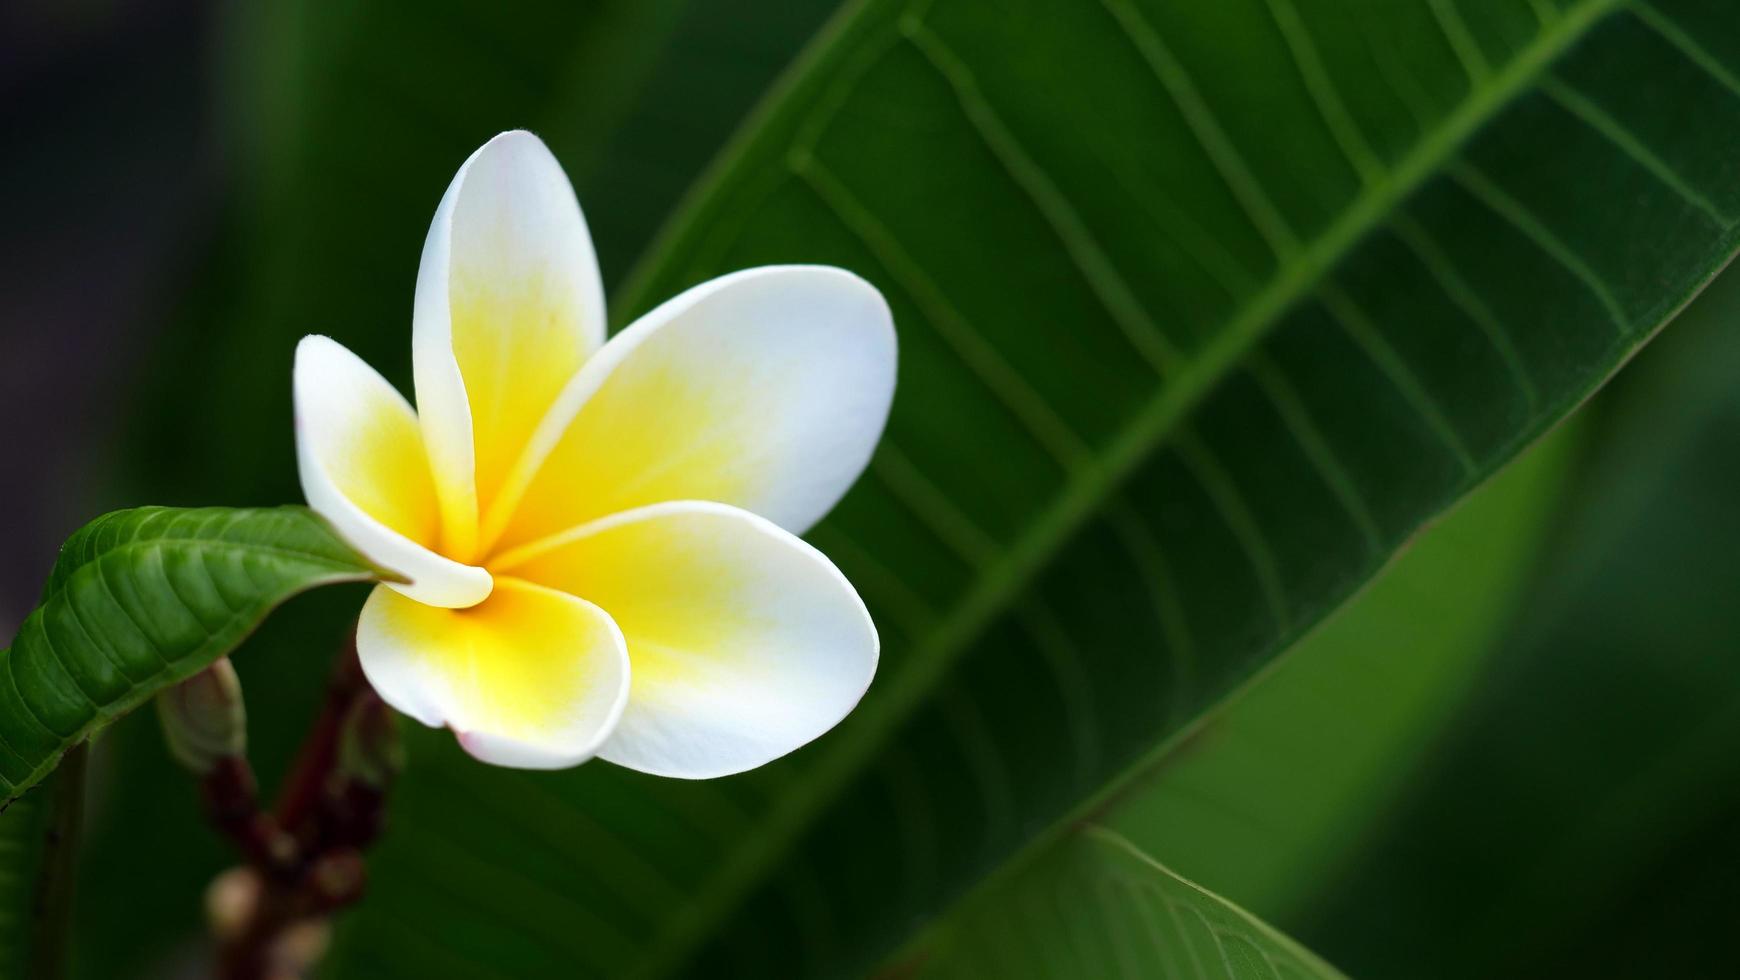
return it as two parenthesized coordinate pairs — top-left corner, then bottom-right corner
(0, 748), (86, 980)
(26, 0), (1740, 977)
(0, 790), (48, 972)
(0, 508), (374, 806)
(865, 393), (1582, 975)
(914, 828), (1345, 980)
(324, 1), (1740, 977)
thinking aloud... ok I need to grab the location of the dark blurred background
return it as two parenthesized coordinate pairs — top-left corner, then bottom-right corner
(6, 2), (1740, 977)
(1, 0), (217, 628)
(0, 0), (839, 634)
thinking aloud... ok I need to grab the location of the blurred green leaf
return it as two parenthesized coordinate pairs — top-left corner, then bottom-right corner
(0, 759), (81, 980)
(323, 1), (1740, 977)
(1100, 408), (1583, 922)
(914, 827), (1345, 980)
(1294, 242), (1740, 978)
(0, 786), (54, 976)
(0, 507), (373, 806)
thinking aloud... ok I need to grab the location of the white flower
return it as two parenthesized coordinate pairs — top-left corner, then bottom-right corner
(292, 131), (894, 776)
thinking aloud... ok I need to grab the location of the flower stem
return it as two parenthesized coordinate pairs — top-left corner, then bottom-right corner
(30, 741), (87, 980)
(206, 629), (393, 980)
(274, 634), (367, 838)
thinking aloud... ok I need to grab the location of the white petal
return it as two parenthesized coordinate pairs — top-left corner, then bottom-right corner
(413, 130), (607, 561)
(485, 265), (896, 556)
(293, 336), (492, 608)
(496, 500), (879, 778)
(355, 578), (629, 769)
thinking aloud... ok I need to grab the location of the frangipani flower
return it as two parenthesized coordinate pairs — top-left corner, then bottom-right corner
(292, 131), (894, 776)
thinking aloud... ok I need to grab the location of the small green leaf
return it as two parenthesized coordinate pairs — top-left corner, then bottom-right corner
(915, 827), (1345, 979)
(0, 507), (376, 805)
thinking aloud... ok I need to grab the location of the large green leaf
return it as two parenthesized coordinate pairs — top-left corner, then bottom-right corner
(0, 507), (374, 806)
(915, 828), (1344, 979)
(883, 376), (1583, 976)
(323, 0), (1740, 977)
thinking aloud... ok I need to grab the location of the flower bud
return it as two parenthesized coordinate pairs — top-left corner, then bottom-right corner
(334, 692), (402, 791)
(156, 658), (247, 774)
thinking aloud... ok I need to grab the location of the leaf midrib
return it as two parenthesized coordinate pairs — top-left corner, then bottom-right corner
(633, 0), (1626, 972)
(52, 540), (368, 592)
(44, 508), (374, 600)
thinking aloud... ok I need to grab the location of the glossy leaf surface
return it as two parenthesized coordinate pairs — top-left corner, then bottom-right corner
(0, 507), (374, 805)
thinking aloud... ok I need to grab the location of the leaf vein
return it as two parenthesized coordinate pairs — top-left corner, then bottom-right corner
(1098, 0), (1301, 259)
(1429, 0), (1492, 83)
(1449, 159), (1630, 331)
(1541, 72), (1733, 226)
(903, 18), (1183, 377)
(1262, 0), (1386, 183)
(794, 156), (1093, 469)
(870, 445), (1001, 568)
(1319, 284), (1479, 475)
(1246, 353), (1386, 552)
(1390, 213), (1541, 409)
(1631, 1), (1740, 101)
(1173, 430), (1292, 633)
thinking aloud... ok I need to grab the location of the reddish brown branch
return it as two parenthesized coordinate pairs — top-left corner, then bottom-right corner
(201, 630), (396, 980)
(273, 635), (367, 838)
(199, 757), (296, 879)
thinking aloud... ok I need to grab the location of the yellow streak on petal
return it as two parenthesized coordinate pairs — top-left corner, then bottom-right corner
(323, 385), (440, 549)
(494, 351), (759, 556)
(496, 501), (878, 778)
(504, 511), (758, 697)
(365, 577), (621, 744)
(450, 272), (591, 531)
